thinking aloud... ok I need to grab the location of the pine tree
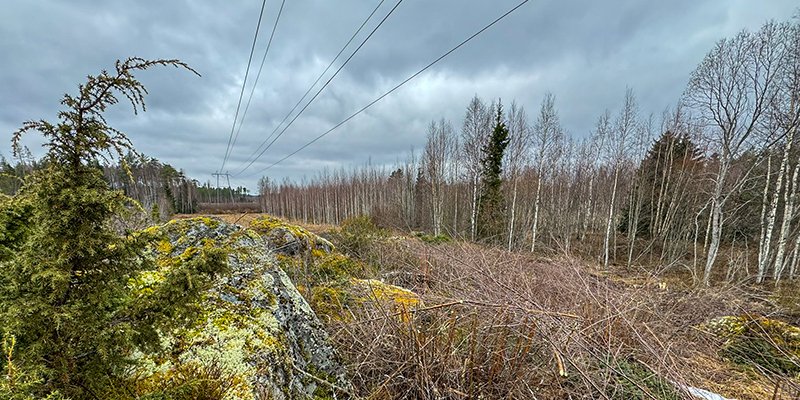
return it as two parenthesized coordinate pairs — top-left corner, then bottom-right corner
(0, 58), (226, 398)
(477, 102), (510, 242)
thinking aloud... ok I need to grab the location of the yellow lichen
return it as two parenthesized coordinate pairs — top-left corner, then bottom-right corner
(156, 239), (173, 254)
(310, 284), (352, 321)
(352, 279), (421, 322)
(354, 279), (420, 308)
(704, 315), (800, 376)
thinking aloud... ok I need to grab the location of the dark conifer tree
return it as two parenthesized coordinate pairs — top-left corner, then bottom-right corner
(0, 58), (226, 398)
(619, 130), (701, 237)
(477, 101), (510, 242)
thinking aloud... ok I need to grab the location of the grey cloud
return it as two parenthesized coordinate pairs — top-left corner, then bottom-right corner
(2, 0), (798, 190)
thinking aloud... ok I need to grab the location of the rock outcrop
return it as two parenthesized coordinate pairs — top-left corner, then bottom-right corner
(135, 217), (351, 399)
(704, 315), (800, 377)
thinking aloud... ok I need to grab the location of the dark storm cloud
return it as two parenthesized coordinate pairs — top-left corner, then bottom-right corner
(1, 0), (797, 189)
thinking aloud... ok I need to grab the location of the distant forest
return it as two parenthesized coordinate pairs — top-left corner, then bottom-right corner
(258, 18), (800, 286)
(1, 152), (252, 218)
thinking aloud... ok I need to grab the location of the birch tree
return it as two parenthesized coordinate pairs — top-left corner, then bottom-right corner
(461, 95), (493, 241)
(504, 101), (532, 250)
(684, 25), (783, 285)
(530, 92), (563, 252)
(423, 119), (456, 236)
(599, 89), (638, 268)
(770, 20), (800, 281)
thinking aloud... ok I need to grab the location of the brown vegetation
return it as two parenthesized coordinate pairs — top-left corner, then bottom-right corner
(309, 220), (800, 399)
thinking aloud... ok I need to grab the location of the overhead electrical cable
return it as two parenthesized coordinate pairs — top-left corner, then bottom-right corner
(220, 0), (268, 173)
(233, 0), (404, 177)
(247, 0), (531, 176)
(230, 0), (387, 175)
(225, 0), (287, 170)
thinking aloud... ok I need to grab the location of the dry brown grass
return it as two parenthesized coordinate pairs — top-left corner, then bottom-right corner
(322, 236), (800, 399)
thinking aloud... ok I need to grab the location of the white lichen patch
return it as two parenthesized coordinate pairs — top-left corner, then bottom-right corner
(130, 217), (351, 399)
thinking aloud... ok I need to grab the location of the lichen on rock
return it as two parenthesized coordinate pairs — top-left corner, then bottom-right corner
(132, 217), (351, 399)
(249, 215), (334, 256)
(307, 278), (421, 323)
(704, 315), (800, 377)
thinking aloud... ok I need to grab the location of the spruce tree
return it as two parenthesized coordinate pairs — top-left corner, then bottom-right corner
(618, 130), (701, 237)
(477, 102), (510, 242)
(0, 58), (226, 398)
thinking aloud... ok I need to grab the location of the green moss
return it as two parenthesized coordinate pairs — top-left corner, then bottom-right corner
(413, 231), (452, 244)
(250, 216), (314, 242)
(607, 358), (682, 400)
(309, 283), (353, 321)
(705, 316), (800, 376)
(155, 239), (173, 254)
(315, 253), (363, 281)
(354, 279), (420, 308)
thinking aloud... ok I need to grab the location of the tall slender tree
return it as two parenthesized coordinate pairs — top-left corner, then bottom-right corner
(477, 102), (510, 242)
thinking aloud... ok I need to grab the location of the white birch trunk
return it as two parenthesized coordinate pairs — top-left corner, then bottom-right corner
(774, 156), (800, 281)
(603, 167), (620, 269)
(507, 176), (519, 251)
(531, 172), (543, 253)
(757, 155), (773, 281)
(759, 138), (792, 282)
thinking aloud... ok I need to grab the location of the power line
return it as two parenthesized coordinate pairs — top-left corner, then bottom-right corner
(221, 0), (268, 173)
(230, 0), (388, 176)
(225, 0), (287, 171)
(247, 0), (531, 177)
(233, 0), (404, 177)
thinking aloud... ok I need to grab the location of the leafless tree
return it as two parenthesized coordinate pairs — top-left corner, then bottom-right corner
(529, 92), (563, 253)
(504, 101), (532, 250)
(423, 119), (456, 236)
(684, 25), (784, 285)
(461, 95), (493, 241)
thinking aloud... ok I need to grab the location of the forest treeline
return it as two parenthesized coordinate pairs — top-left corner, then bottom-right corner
(2, 153), (253, 218)
(258, 18), (800, 285)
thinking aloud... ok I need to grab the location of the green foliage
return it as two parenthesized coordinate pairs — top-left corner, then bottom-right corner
(477, 102), (510, 242)
(413, 231), (451, 244)
(0, 334), (65, 400)
(0, 58), (227, 398)
(333, 215), (386, 261)
(707, 316), (800, 376)
(125, 361), (247, 400)
(607, 358), (681, 400)
(618, 130), (702, 238)
(0, 154), (38, 196)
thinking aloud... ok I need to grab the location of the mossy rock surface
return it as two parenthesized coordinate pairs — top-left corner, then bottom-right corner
(249, 215), (334, 256)
(705, 315), (800, 377)
(308, 278), (421, 322)
(133, 217), (351, 399)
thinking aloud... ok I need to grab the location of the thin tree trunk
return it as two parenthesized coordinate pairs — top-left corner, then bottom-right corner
(470, 172), (478, 241)
(531, 173), (543, 253)
(581, 172), (594, 241)
(704, 191), (724, 286)
(757, 155), (773, 281)
(759, 138), (792, 282)
(604, 167), (620, 269)
(775, 155), (800, 282)
(507, 176), (519, 251)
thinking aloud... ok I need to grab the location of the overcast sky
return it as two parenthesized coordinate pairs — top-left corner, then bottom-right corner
(1, 1), (797, 190)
